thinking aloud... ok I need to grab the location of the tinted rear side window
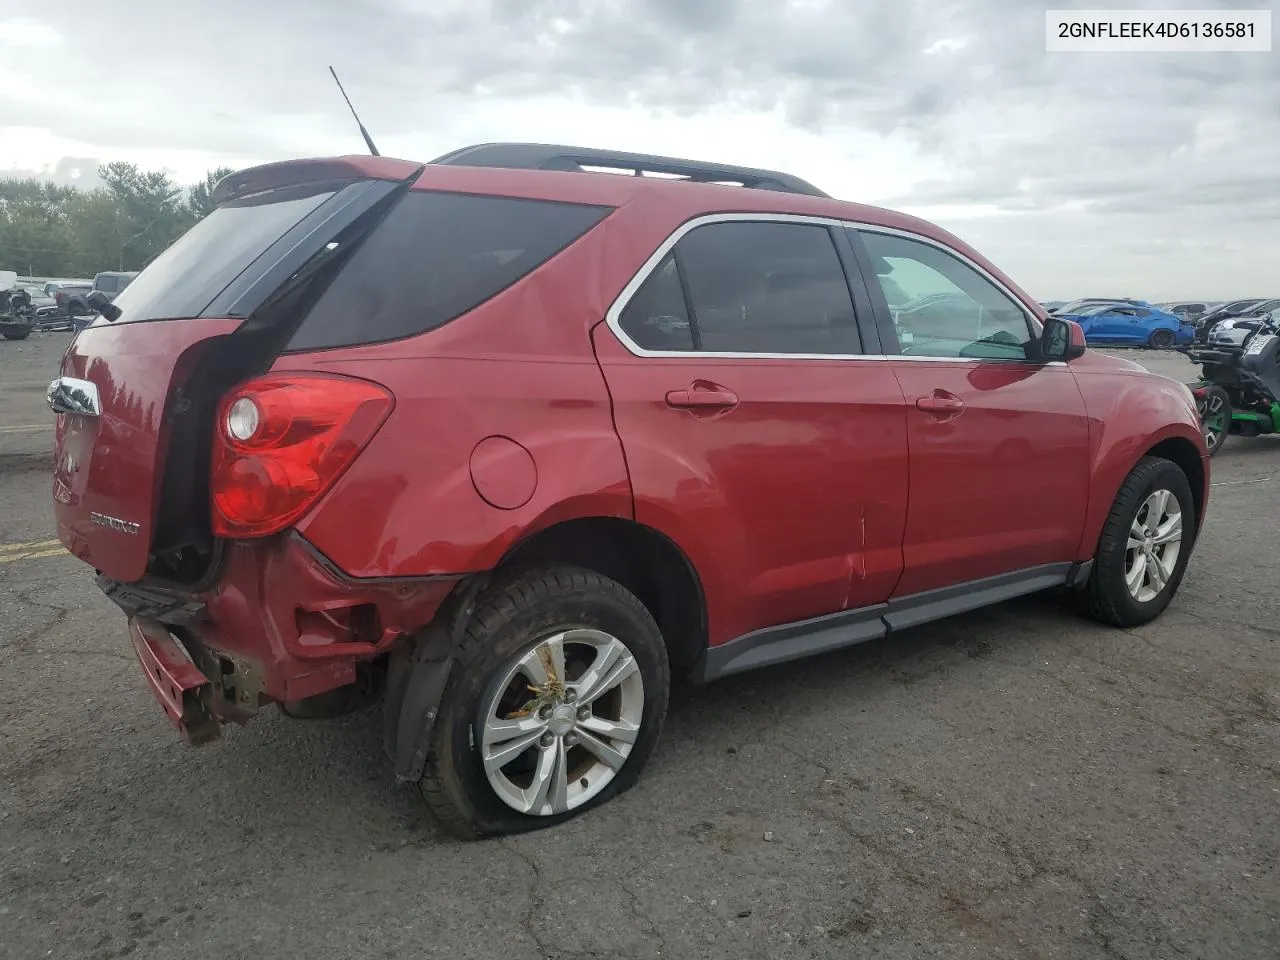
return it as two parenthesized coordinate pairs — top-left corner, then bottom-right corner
(288, 191), (613, 351)
(107, 183), (338, 323)
(618, 254), (695, 351)
(677, 221), (860, 355)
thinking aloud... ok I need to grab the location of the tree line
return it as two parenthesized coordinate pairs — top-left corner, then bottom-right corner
(0, 163), (235, 279)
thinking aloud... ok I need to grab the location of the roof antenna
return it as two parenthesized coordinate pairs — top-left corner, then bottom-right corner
(328, 66), (380, 156)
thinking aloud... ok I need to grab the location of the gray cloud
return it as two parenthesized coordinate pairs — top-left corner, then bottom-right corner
(3, 0), (1276, 296)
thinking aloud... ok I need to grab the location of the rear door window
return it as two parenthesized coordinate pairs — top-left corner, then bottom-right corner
(672, 220), (861, 355)
(287, 191), (613, 351)
(618, 254), (696, 351)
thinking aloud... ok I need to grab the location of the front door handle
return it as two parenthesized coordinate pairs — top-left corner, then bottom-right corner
(915, 392), (965, 415)
(665, 382), (739, 411)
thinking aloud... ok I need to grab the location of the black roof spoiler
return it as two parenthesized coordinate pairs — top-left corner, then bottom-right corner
(429, 142), (830, 198)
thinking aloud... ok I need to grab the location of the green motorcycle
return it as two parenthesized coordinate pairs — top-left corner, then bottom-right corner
(1182, 314), (1280, 457)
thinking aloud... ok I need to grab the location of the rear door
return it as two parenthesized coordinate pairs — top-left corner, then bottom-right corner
(52, 161), (421, 582)
(850, 227), (1091, 597)
(592, 215), (909, 647)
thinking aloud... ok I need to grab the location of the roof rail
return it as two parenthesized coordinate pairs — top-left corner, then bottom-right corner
(428, 142), (830, 198)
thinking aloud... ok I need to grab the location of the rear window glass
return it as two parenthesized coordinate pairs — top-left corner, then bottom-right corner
(286, 191), (613, 351)
(108, 183), (338, 323)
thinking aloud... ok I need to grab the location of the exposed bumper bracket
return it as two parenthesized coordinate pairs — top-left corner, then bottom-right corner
(128, 616), (220, 745)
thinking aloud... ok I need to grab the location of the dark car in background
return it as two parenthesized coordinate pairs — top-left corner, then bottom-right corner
(1159, 301), (1211, 324)
(90, 271), (138, 303)
(51, 273), (138, 326)
(1200, 298), (1280, 346)
(52, 282), (94, 318)
(1194, 298), (1280, 342)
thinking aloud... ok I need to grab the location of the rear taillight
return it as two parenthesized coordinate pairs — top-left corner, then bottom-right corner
(210, 373), (393, 539)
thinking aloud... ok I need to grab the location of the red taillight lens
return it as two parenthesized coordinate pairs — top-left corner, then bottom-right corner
(210, 373), (394, 538)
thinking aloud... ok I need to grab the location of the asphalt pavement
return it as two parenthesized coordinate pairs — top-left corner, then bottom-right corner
(2, 331), (1278, 960)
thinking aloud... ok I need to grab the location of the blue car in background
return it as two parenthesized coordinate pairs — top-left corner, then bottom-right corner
(1057, 301), (1195, 348)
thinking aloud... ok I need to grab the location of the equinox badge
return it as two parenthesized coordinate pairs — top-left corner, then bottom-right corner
(90, 512), (141, 536)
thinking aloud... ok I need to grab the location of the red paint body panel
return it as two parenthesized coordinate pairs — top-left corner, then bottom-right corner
(281, 211), (638, 577)
(53, 317), (243, 581)
(887, 360), (1091, 596)
(592, 329), (909, 648)
(191, 535), (455, 703)
(1068, 353), (1209, 553)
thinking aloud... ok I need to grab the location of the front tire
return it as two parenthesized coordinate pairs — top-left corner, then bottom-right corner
(1148, 328), (1175, 349)
(1077, 456), (1195, 627)
(416, 565), (670, 839)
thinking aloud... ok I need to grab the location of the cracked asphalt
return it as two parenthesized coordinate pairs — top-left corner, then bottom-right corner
(2, 332), (1278, 960)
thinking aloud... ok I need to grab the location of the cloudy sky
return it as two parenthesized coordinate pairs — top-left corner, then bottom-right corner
(2, 0), (1276, 299)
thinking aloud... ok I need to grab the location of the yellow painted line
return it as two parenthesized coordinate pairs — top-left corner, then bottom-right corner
(0, 424), (49, 434)
(0, 538), (62, 555)
(0, 546), (67, 564)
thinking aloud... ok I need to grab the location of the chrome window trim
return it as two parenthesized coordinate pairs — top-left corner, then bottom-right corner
(602, 211), (1047, 364)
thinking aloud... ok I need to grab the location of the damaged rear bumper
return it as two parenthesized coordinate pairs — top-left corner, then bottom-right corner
(109, 532), (465, 742)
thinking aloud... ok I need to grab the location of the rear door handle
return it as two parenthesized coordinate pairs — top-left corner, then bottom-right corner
(665, 385), (739, 410)
(915, 393), (965, 414)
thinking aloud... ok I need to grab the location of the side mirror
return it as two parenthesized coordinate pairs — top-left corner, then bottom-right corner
(1040, 316), (1086, 362)
(86, 290), (122, 322)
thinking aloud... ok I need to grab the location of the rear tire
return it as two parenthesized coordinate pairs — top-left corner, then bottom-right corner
(416, 565), (670, 839)
(2, 330), (31, 341)
(1077, 456), (1195, 627)
(1148, 328), (1175, 349)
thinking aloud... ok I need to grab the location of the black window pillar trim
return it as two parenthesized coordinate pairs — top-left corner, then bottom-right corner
(829, 224), (884, 356)
(843, 227), (902, 355)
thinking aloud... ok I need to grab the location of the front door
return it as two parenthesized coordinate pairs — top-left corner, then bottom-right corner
(852, 227), (1092, 598)
(592, 217), (910, 648)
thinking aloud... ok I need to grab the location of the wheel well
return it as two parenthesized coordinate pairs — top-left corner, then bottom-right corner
(1147, 437), (1205, 524)
(499, 518), (708, 677)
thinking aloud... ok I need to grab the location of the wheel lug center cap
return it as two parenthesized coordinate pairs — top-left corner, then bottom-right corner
(548, 705), (577, 736)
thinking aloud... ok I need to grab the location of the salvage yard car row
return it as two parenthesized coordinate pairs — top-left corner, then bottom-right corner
(1041, 296), (1280, 349)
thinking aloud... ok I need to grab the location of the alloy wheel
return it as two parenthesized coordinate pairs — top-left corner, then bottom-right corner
(479, 628), (644, 817)
(1124, 489), (1183, 603)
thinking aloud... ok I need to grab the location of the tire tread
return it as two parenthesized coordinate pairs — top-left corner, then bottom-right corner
(414, 563), (665, 839)
(1078, 455), (1193, 627)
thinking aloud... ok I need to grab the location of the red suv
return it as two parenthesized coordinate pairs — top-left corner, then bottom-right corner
(49, 144), (1209, 838)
